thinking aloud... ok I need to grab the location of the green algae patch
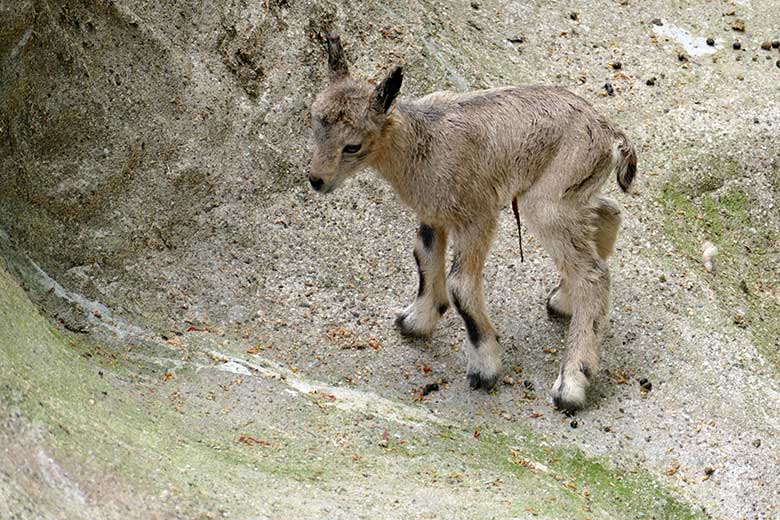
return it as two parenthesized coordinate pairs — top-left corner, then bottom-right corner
(660, 182), (780, 369)
(464, 430), (703, 519)
(0, 267), (365, 516)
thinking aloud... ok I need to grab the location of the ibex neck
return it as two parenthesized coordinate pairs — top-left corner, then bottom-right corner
(370, 102), (433, 206)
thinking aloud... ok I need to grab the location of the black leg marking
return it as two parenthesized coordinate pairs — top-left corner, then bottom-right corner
(452, 292), (481, 345)
(419, 224), (435, 249)
(437, 303), (449, 315)
(414, 251), (425, 297)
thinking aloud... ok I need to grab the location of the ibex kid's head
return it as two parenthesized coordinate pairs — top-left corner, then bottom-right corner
(309, 33), (403, 193)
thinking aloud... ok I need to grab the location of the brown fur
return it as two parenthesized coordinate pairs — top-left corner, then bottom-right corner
(309, 34), (637, 410)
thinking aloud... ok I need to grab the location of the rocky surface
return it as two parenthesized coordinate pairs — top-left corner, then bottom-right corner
(1, 0), (779, 518)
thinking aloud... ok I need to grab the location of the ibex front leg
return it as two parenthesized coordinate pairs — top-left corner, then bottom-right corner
(448, 222), (501, 390)
(396, 224), (450, 337)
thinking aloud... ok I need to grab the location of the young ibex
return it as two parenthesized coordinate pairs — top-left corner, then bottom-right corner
(309, 34), (636, 412)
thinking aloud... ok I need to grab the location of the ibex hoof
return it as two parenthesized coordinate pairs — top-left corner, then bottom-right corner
(467, 371), (498, 391)
(551, 372), (587, 414)
(546, 284), (572, 320)
(394, 312), (430, 338)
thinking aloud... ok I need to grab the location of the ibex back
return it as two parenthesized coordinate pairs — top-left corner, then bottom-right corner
(309, 34), (637, 413)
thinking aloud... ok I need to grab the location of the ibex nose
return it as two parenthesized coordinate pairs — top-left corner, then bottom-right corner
(308, 175), (324, 192)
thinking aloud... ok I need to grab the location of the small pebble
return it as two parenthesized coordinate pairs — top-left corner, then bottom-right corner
(501, 375), (515, 386)
(470, 1), (480, 9)
(659, 273), (667, 282)
(678, 53), (688, 62)
(570, 12), (579, 21)
(611, 61), (622, 70)
(706, 38), (715, 46)
(646, 77), (656, 86)
(702, 241), (717, 272)
(752, 439), (762, 448)
(523, 380), (534, 391)
(639, 378), (653, 392)
(733, 308), (747, 328)
(731, 19), (745, 32)
(761, 41), (772, 50)
(733, 41), (742, 50)
(704, 467), (716, 476)
(604, 83), (614, 96)
(776, 59), (780, 69)
(772, 40), (780, 49)
(570, 419), (579, 429)
(651, 18), (663, 26)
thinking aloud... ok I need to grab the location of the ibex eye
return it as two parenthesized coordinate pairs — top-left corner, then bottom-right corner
(342, 143), (362, 154)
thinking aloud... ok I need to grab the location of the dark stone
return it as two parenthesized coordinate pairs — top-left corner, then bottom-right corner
(570, 12), (579, 21)
(772, 40), (780, 49)
(523, 379), (534, 391)
(507, 36), (525, 44)
(639, 378), (653, 392)
(421, 383), (440, 396)
(611, 61), (622, 70)
(651, 18), (663, 26)
(706, 38), (715, 46)
(733, 41), (742, 50)
(646, 77), (656, 86)
(603, 83), (614, 96)
(570, 419), (579, 428)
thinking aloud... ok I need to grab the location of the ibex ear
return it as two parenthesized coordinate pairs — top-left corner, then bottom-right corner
(324, 33), (349, 81)
(371, 66), (403, 114)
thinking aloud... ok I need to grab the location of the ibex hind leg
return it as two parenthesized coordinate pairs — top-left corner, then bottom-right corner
(545, 195), (620, 322)
(525, 199), (610, 413)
